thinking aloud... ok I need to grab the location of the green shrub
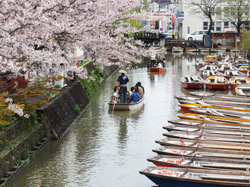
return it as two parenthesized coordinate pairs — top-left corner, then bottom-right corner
(74, 104), (81, 114)
(79, 66), (105, 98)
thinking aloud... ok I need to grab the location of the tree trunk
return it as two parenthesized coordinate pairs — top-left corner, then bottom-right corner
(237, 25), (241, 34)
(208, 16), (213, 35)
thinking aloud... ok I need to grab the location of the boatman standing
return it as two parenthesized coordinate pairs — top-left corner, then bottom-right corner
(117, 70), (129, 103)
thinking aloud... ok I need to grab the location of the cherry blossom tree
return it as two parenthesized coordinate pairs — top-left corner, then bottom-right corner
(0, 0), (151, 80)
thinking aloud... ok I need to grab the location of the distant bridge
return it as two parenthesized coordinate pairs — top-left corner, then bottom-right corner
(134, 32), (165, 42)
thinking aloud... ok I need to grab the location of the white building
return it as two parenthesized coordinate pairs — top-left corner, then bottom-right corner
(177, 1), (249, 39)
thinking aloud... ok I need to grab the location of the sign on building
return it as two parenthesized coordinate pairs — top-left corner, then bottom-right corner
(178, 11), (184, 20)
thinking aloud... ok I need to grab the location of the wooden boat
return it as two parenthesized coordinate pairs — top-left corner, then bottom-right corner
(179, 103), (250, 114)
(236, 84), (250, 97)
(163, 130), (250, 143)
(148, 67), (166, 73)
(187, 92), (250, 102)
(201, 70), (224, 80)
(172, 47), (183, 53)
(108, 97), (144, 111)
(204, 76), (229, 90)
(201, 98), (250, 108)
(203, 55), (217, 63)
(174, 95), (201, 101)
(196, 61), (206, 70)
(199, 65), (219, 72)
(229, 76), (250, 91)
(140, 166), (250, 187)
(189, 92), (216, 97)
(156, 137), (250, 151)
(180, 76), (204, 89)
(153, 145), (250, 159)
(218, 65), (238, 74)
(217, 60), (233, 68)
(225, 70), (247, 80)
(164, 121), (250, 133)
(176, 94), (250, 104)
(152, 47), (166, 54)
(235, 57), (250, 67)
(189, 108), (250, 119)
(168, 119), (250, 131)
(239, 65), (250, 75)
(178, 113), (250, 126)
(163, 124), (250, 136)
(148, 154), (250, 170)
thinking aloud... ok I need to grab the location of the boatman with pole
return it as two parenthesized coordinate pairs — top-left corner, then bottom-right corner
(117, 70), (129, 103)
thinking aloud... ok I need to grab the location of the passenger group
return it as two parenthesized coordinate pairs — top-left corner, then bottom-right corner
(111, 70), (144, 104)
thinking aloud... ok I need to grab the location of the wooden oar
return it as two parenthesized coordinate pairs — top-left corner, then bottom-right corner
(112, 101), (116, 114)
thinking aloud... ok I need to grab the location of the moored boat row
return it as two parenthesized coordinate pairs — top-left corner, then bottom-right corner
(140, 54), (250, 186)
(140, 88), (250, 186)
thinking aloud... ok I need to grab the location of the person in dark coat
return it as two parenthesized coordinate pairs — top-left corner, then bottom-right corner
(117, 70), (129, 103)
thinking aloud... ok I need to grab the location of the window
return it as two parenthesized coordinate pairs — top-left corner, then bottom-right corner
(245, 23), (250, 30)
(188, 26), (190, 34)
(216, 22), (221, 32)
(224, 22), (229, 28)
(203, 22), (208, 30)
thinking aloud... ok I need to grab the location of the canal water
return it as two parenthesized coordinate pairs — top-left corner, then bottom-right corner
(8, 53), (229, 187)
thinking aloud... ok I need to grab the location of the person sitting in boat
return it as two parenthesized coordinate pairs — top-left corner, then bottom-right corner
(149, 54), (157, 68)
(157, 61), (163, 68)
(111, 86), (120, 103)
(128, 86), (140, 103)
(135, 82), (144, 98)
(162, 58), (166, 67)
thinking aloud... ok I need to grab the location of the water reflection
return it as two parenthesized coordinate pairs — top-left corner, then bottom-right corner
(108, 105), (145, 149)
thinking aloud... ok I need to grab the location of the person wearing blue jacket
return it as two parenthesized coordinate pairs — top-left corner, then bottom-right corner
(129, 87), (140, 103)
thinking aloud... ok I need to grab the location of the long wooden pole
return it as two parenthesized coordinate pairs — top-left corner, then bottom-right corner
(112, 101), (116, 114)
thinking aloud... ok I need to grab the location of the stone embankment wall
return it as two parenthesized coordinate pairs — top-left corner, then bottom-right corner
(37, 63), (119, 139)
(0, 118), (47, 186)
(37, 81), (90, 139)
(0, 63), (119, 186)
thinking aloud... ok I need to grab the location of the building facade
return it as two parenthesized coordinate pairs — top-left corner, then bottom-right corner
(178, 1), (250, 39)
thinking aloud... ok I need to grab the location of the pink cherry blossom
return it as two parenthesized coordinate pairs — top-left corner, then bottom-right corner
(0, 0), (150, 79)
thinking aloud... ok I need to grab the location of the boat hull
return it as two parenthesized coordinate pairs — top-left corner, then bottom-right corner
(148, 68), (166, 73)
(108, 97), (144, 111)
(205, 84), (229, 90)
(181, 83), (204, 89)
(145, 175), (238, 187)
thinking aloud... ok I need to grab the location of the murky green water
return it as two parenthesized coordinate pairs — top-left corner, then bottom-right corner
(8, 52), (228, 187)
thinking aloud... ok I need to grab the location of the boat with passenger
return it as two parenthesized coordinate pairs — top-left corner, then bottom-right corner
(108, 97), (144, 111)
